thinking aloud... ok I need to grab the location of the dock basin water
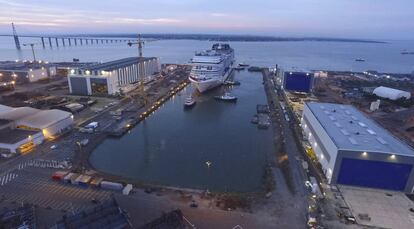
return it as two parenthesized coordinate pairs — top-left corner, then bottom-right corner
(90, 70), (274, 192)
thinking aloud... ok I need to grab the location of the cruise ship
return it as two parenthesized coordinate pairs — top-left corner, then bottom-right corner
(189, 43), (234, 93)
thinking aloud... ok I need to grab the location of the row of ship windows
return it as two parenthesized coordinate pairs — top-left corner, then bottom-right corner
(192, 69), (220, 73)
(195, 66), (214, 70)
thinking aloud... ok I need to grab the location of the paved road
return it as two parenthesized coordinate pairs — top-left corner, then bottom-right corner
(265, 71), (307, 195)
(260, 69), (308, 228)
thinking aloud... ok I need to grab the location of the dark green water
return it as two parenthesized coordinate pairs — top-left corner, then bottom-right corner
(90, 70), (274, 192)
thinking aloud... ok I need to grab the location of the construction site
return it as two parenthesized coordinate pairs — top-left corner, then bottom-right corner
(278, 70), (414, 147)
(274, 68), (414, 228)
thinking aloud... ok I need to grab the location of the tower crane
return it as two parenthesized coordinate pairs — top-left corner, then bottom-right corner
(127, 34), (147, 106)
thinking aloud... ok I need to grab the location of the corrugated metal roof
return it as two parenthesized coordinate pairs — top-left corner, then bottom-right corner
(0, 104), (13, 113)
(19, 109), (71, 129)
(373, 86), (411, 100)
(81, 57), (156, 71)
(0, 106), (71, 129)
(305, 102), (414, 156)
(0, 107), (39, 120)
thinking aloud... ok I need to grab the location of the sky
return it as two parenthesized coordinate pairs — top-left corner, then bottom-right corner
(0, 0), (413, 39)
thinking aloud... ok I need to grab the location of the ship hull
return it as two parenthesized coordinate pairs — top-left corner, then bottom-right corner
(189, 43), (234, 93)
(190, 67), (233, 93)
(190, 78), (222, 93)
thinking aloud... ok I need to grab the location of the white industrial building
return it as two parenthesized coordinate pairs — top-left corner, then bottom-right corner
(373, 86), (411, 100)
(0, 106), (74, 138)
(0, 61), (57, 83)
(0, 127), (44, 154)
(301, 102), (414, 193)
(68, 57), (161, 95)
(0, 105), (73, 155)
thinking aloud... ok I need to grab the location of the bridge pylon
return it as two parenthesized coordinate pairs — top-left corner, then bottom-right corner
(12, 23), (21, 50)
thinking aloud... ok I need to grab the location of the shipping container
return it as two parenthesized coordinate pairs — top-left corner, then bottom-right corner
(122, 184), (133, 195)
(71, 173), (81, 184)
(65, 103), (85, 113)
(100, 181), (124, 191)
(52, 171), (68, 182)
(74, 175), (92, 187)
(63, 173), (75, 183)
(90, 177), (103, 187)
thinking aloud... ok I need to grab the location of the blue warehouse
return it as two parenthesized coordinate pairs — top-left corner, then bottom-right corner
(283, 71), (314, 93)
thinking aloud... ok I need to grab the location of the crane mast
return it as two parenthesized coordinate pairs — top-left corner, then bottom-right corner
(128, 34), (147, 105)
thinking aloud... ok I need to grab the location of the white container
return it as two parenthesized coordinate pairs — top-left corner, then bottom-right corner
(100, 181), (123, 191)
(63, 172), (74, 183)
(122, 184), (133, 195)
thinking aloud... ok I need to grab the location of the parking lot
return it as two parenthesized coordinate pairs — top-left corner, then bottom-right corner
(340, 185), (414, 229)
(0, 166), (111, 212)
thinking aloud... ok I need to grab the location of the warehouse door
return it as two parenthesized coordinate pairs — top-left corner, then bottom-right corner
(337, 158), (412, 191)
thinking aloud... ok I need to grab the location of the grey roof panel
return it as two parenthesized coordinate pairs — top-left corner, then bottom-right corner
(81, 57), (157, 71)
(306, 102), (414, 156)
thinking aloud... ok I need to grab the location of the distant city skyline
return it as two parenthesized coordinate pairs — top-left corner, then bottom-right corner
(0, 0), (413, 40)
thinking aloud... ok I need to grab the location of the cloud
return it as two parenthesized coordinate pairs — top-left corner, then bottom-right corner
(0, 0), (413, 39)
(0, 0), (183, 29)
(210, 13), (228, 17)
(107, 18), (183, 25)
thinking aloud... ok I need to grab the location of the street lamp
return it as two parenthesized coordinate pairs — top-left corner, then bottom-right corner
(75, 141), (84, 172)
(23, 43), (37, 62)
(76, 141), (81, 151)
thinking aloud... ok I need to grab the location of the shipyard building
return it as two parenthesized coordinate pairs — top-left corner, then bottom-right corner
(282, 71), (314, 93)
(68, 57), (160, 96)
(0, 104), (73, 155)
(301, 102), (414, 193)
(0, 61), (57, 83)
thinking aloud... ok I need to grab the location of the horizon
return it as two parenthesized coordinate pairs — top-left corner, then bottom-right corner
(0, 0), (413, 40)
(0, 32), (397, 42)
